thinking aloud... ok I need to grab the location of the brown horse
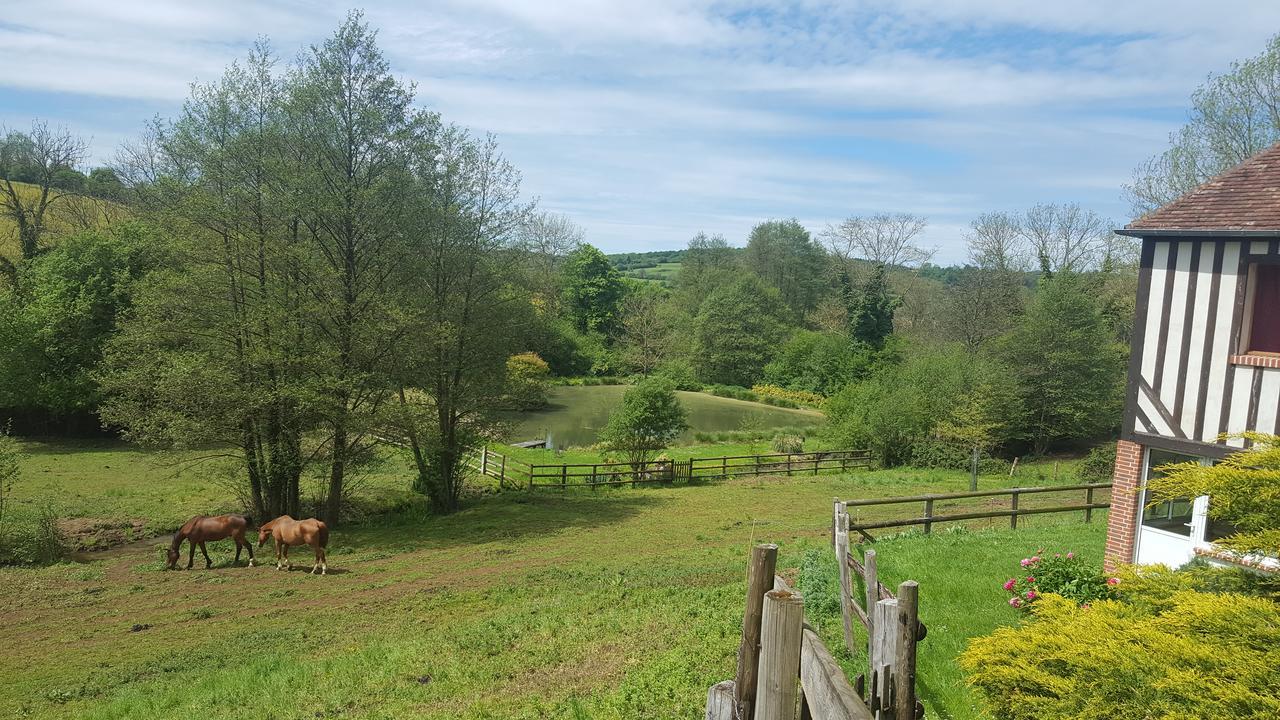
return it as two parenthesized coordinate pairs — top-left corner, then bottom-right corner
(167, 514), (255, 570)
(258, 515), (329, 575)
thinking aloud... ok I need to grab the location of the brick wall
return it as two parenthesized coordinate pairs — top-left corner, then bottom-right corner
(1104, 439), (1143, 570)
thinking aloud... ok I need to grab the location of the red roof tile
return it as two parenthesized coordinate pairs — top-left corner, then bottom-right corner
(1128, 143), (1280, 232)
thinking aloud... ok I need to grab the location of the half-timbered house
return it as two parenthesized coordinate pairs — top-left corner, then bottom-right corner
(1106, 144), (1280, 569)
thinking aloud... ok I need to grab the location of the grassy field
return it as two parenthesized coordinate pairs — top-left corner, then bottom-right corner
(619, 261), (681, 284)
(0, 440), (1098, 719)
(501, 385), (823, 448)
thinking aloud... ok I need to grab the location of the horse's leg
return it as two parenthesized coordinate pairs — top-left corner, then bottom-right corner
(245, 531), (255, 567)
(199, 541), (212, 569)
(281, 543), (291, 570)
(234, 538), (242, 566)
(274, 538), (283, 570)
(311, 541), (321, 575)
(186, 538), (195, 569)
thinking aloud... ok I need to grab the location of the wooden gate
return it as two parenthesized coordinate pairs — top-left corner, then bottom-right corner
(673, 459), (693, 483)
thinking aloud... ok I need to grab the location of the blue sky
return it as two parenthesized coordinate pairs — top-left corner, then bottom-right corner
(4, 1), (1280, 262)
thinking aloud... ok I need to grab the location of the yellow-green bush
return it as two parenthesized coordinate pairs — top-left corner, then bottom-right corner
(751, 384), (824, 408)
(960, 592), (1280, 719)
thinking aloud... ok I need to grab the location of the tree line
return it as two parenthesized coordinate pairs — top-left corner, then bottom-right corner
(5, 15), (1269, 518)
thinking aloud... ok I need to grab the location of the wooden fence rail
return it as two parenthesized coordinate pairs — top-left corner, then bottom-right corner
(839, 483), (1111, 542)
(525, 449), (870, 489)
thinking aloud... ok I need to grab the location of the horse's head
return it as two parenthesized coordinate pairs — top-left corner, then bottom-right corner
(257, 515), (287, 547)
(165, 545), (180, 570)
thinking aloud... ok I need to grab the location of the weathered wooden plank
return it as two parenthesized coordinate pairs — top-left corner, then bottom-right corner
(835, 512), (855, 655)
(800, 628), (874, 720)
(840, 482), (1111, 507)
(869, 599), (899, 717)
(706, 680), (736, 720)
(736, 544), (779, 720)
(755, 589), (804, 720)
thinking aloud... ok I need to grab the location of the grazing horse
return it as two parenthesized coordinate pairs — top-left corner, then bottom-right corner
(167, 514), (255, 570)
(258, 515), (329, 575)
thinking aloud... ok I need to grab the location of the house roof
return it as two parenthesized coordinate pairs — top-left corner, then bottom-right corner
(1124, 143), (1280, 236)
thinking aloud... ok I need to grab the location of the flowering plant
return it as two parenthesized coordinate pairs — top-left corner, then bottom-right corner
(1002, 548), (1116, 610)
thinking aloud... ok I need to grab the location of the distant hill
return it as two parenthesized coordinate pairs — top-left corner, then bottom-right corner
(608, 249), (687, 284)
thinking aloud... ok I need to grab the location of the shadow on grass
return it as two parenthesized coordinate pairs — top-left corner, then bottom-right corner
(337, 490), (665, 554)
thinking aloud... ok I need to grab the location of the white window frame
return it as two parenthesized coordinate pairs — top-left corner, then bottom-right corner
(1134, 449), (1213, 560)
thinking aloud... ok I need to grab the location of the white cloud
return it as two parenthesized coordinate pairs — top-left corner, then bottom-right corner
(3, 1), (1279, 261)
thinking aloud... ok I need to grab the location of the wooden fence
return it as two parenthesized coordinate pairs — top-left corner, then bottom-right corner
(524, 450), (870, 490)
(705, 541), (923, 720)
(836, 482), (1111, 542)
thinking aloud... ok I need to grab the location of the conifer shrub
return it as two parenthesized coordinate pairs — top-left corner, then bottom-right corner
(961, 591), (1280, 720)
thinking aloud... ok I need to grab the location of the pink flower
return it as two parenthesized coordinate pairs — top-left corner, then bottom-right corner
(1031, 556), (1041, 563)
(1026, 576), (1035, 583)
(1107, 577), (1120, 585)
(1081, 603), (1091, 610)
(1066, 552), (1075, 559)
(1025, 590), (1038, 601)
(1020, 558), (1032, 567)
(1054, 553), (1061, 558)
(1009, 597), (1022, 608)
(1003, 578), (1016, 591)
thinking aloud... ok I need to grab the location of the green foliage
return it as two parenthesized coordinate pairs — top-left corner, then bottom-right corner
(504, 353), (552, 410)
(771, 434), (805, 454)
(762, 330), (870, 396)
(847, 264), (899, 348)
(908, 440), (1009, 474)
(999, 272), (1124, 454)
(599, 378), (688, 470)
(692, 274), (787, 386)
(0, 222), (159, 419)
(653, 359), (701, 391)
(0, 504), (65, 566)
(1077, 442), (1116, 482)
(0, 427), (16, 531)
(824, 344), (1019, 466)
(743, 219), (826, 319)
(961, 591), (1280, 720)
(1145, 434), (1280, 557)
(561, 244), (625, 336)
(1001, 550), (1113, 610)
(1114, 559), (1280, 605)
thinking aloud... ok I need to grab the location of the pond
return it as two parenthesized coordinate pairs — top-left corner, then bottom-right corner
(500, 385), (825, 448)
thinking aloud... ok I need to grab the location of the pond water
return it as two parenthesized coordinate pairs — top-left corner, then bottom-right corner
(500, 385), (825, 448)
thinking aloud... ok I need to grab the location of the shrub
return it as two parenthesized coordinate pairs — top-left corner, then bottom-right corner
(1113, 559), (1280, 605)
(751, 383), (826, 409)
(772, 434), (805, 454)
(0, 506), (66, 566)
(599, 378), (688, 473)
(1001, 549), (1114, 609)
(653, 359), (700, 391)
(908, 439), (1011, 475)
(961, 591), (1280, 720)
(504, 352), (552, 409)
(1077, 442), (1116, 482)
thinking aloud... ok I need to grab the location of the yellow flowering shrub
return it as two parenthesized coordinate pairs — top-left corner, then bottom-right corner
(750, 384), (825, 408)
(960, 591), (1280, 719)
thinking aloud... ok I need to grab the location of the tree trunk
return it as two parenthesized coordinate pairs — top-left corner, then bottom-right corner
(325, 421), (346, 525)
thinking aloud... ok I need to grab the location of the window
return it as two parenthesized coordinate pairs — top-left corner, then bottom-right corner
(1243, 262), (1280, 355)
(1140, 449), (1199, 537)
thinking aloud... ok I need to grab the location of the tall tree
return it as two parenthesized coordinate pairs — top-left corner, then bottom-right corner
(0, 121), (89, 287)
(693, 274), (787, 386)
(289, 13), (433, 524)
(617, 283), (675, 375)
(517, 211), (582, 314)
(999, 273), (1124, 454)
(1018, 203), (1113, 274)
(1127, 33), (1280, 214)
(600, 377), (687, 476)
(391, 129), (530, 513)
(847, 263), (898, 348)
(561, 243), (624, 336)
(676, 231), (736, 312)
(822, 212), (934, 268)
(743, 218), (826, 319)
(100, 44), (312, 521)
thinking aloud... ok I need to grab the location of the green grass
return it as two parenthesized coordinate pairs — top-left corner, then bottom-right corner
(0, 442), (1100, 718)
(799, 519), (1108, 720)
(620, 261), (681, 283)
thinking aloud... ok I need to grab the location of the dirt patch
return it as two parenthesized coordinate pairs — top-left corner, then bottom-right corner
(58, 518), (152, 551)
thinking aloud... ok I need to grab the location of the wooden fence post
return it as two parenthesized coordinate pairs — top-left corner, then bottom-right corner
(706, 680), (736, 720)
(481, 447), (489, 476)
(923, 499), (934, 535)
(863, 548), (877, 661)
(831, 498), (842, 553)
(500, 455), (507, 489)
(1085, 486), (1095, 523)
(561, 464), (567, 489)
(735, 543), (779, 720)
(1010, 491), (1019, 529)
(722, 455), (728, 478)
(836, 512), (856, 656)
(755, 589), (804, 720)
(893, 581), (920, 720)
(787, 453), (794, 476)
(869, 598), (898, 717)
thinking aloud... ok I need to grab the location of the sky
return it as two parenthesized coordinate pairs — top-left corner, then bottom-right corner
(4, 2), (1280, 262)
